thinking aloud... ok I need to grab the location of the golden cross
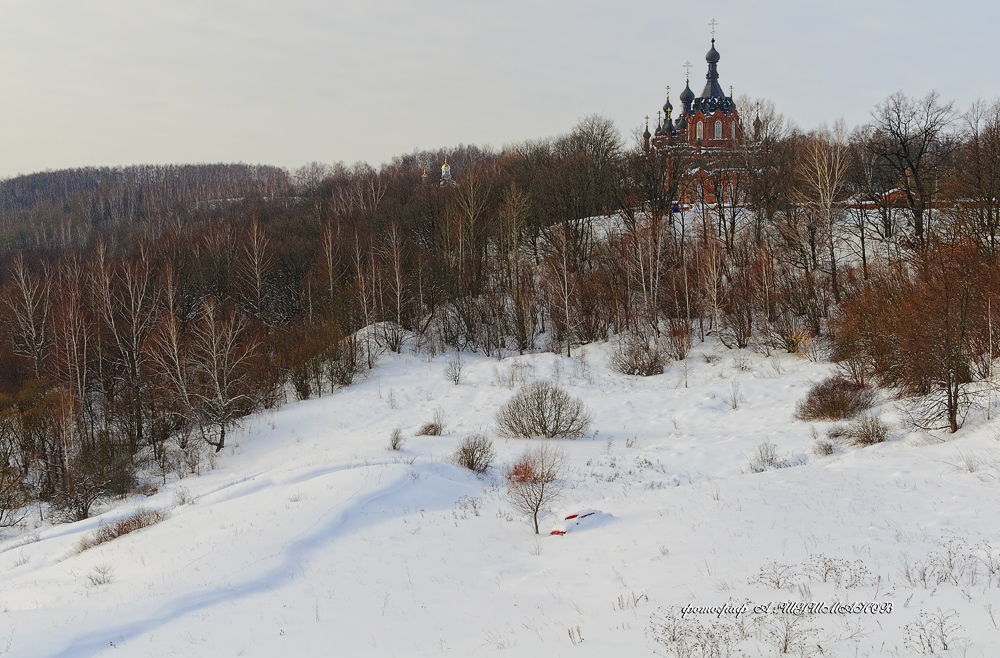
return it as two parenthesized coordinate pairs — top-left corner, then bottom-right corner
(709, 18), (718, 38)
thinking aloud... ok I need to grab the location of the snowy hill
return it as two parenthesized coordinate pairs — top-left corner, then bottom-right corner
(3, 339), (1000, 657)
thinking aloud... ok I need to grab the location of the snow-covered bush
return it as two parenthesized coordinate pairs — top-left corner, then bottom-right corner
(495, 380), (592, 439)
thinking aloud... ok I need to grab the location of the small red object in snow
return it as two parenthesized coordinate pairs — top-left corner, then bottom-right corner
(564, 514), (578, 520)
(550, 530), (566, 535)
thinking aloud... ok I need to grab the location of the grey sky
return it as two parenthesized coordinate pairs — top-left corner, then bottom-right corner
(1, 0), (996, 179)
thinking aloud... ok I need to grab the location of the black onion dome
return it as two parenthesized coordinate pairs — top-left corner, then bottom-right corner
(663, 97), (673, 115)
(679, 81), (695, 103)
(644, 125), (652, 139)
(706, 38), (720, 64)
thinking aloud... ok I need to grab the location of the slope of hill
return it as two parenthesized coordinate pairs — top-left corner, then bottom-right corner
(2, 339), (999, 657)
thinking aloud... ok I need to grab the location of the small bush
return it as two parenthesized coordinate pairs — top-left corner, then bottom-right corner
(78, 507), (171, 552)
(87, 562), (116, 587)
(444, 352), (464, 384)
(841, 413), (889, 446)
(329, 335), (365, 388)
(813, 440), (835, 457)
(492, 361), (536, 389)
(795, 376), (875, 421)
(0, 467), (27, 529)
(387, 428), (405, 451)
(416, 408), (446, 436)
(721, 380), (744, 410)
(454, 434), (495, 474)
(609, 333), (664, 376)
(747, 440), (790, 473)
(495, 380), (592, 439)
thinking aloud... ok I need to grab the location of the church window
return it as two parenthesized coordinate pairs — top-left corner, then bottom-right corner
(715, 121), (723, 140)
(696, 121), (704, 140)
(732, 122), (736, 139)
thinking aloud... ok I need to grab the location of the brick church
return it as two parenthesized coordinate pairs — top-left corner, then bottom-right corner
(643, 35), (747, 152)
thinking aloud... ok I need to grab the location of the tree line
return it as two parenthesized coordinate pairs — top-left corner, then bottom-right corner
(0, 90), (999, 525)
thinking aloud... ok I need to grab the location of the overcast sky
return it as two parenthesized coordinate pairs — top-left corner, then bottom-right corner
(1, 0), (997, 179)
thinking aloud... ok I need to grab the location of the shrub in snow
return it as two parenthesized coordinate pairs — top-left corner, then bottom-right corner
(829, 413), (889, 447)
(87, 563), (116, 587)
(416, 408), (447, 436)
(444, 352), (464, 385)
(505, 444), (567, 534)
(387, 428), (405, 451)
(746, 440), (790, 473)
(329, 335), (365, 388)
(795, 376), (874, 421)
(609, 332), (664, 377)
(416, 422), (442, 436)
(0, 466), (26, 528)
(813, 440), (835, 457)
(495, 380), (592, 439)
(78, 507), (171, 552)
(453, 434), (494, 474)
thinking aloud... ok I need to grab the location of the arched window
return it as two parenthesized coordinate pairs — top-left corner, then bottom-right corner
(715, 121), (723, 140)
(732, 122), (736, 140)
(696, 121), (704, 140)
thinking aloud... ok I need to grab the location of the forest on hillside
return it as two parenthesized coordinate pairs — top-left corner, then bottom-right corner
(0, 90), (998, 527)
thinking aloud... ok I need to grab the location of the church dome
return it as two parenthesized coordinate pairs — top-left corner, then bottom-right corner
(706, 39), (720, 64)
(679, 81), (695, 103)
(663, 97), (673, 115)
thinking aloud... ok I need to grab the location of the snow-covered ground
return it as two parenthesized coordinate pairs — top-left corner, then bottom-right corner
(3, 339), (1000, 657)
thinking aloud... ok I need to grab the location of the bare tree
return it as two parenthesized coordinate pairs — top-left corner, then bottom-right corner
(869, 91), (955, 246)
(505, 443), (568, 534)
(189, 300), (258, 452)
(5, 253), (52, 378)
(496, 183), (538, 353)
(542, 223), (580, 357)
(796, 123), (852, 302)
(955, 100), (1000, 252)
(237, 217), (274, 323)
